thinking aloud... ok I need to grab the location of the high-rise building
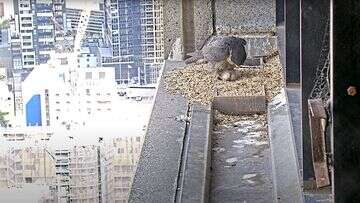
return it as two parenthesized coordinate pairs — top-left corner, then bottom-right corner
(53, 149), (70, 203)
(102, 135), (144, 202)
(66, 8), (105, 39)
(34, 0), (55, 64)
(0, 2), (4, 18)
(15, 0), (36, 69)
(104, 0), (164, 85)
(53, 0), (66, 40)
(68, 145), (101, 203)
(12, 0), (66, 68)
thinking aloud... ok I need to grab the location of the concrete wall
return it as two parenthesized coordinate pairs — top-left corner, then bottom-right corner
(163, 0), (276, 59)
(193, 0), (214, 50)
(215, 0), (276, 34)
(163, 0), (183, 60)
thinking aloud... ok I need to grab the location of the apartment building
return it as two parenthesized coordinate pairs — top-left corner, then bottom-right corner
(11, 0), (66, 68)
(20, 60), (117, 127)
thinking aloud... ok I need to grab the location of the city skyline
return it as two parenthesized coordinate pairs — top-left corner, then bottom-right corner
(0, 0), (162, 202)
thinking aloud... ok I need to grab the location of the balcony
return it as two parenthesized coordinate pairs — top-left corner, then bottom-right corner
(128, 0), (334, 202)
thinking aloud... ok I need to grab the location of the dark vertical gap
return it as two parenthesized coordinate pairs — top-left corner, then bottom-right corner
(276, 0), (285, 25)
(174, 104), (192, 202)
(301, 0), (330, 186)
(285, 0), (300, 84)
(211, 0), (216, 35)
(182, 0), (195, 59)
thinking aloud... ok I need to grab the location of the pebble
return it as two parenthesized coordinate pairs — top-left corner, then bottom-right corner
(164, 55), (283, 107)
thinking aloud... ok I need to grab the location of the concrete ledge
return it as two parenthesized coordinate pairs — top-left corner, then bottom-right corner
(129, 61), (188, 202)
(129, 61), (213, 203)
(179, 104), (212, 203)
(267, 88), (304, 203)
(213, 95), (266, 115)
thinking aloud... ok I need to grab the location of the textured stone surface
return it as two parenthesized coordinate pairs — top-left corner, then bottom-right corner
(215, 0), (276, 34)
(210, 115), (274, 203)
(193, 0), (214, 50)
(267, 89), (303, 202)
(163, 0), (183, 59)
(304, 193), (332, 203)
(164, 0), (277, 59)
(286, 85), (303, 171)
(129, 61), (188, 203)
(182, 0), (195, 55)
(180, 104), (212, 203)
(276, 25), (286, 69)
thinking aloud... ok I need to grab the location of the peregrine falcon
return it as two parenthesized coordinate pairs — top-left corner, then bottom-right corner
(185, 36), (247, 81)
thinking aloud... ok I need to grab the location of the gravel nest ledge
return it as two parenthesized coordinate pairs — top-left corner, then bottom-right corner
(164, 55), (283, 125)
(164, 55), (284, 106)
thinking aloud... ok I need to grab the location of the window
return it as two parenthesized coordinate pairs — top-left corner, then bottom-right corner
(25, 177), (32, 183)
(85, 72), (92, 79)
(99, 72), (106, 79)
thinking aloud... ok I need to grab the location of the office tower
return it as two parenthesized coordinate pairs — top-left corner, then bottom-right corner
(34, 0), (55, 64)
(15, 0), (36, 69)
(12, 0), (66, 68)
(66, 8), (105, 38)
(104, 0), (164, 85)
(52, 0), (66, 40)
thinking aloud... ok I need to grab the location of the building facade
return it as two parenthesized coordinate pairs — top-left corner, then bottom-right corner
(34, 0), (55, 64)
(12, 0), (66, 69)
(104, 0), (164, 85)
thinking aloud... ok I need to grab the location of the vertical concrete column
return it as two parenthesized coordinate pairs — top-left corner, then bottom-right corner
(182, 0), (196, 56)
(182, 0), (214, 57)
(193, 0), (214, 50)
(285, 0), (300, 84)
(163, 0), (214, 60)
(163, 0), (183, 60)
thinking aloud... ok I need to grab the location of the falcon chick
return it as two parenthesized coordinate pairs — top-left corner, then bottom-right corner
(185, 36), (247, 81)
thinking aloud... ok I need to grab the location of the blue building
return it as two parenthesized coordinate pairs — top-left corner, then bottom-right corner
(26, 94), (42, 126)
